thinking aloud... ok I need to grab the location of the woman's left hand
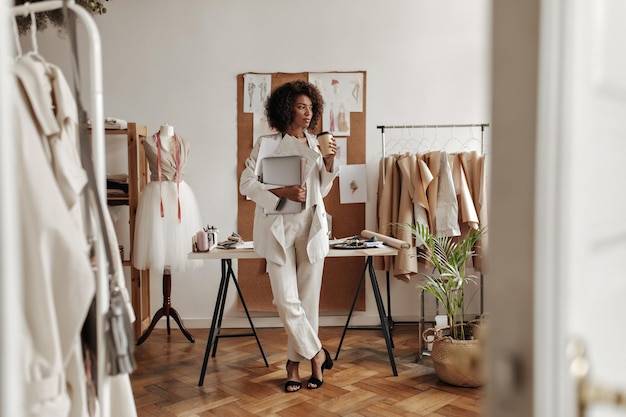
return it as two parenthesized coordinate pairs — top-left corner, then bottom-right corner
(321, 141), (337, 172)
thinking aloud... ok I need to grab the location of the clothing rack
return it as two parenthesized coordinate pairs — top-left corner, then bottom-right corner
(378, 123), (489, 179)
(376, 123), (489, 351)
(10, 1), (108, 415)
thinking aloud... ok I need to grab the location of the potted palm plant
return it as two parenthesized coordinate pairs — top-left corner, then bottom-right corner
(408, 222), (486, 387)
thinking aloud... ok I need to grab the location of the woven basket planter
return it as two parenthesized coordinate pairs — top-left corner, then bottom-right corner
(423, 323), (484, 387)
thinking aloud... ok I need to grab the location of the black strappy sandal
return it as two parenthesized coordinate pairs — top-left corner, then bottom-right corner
(307, 347), (333, 389)
(284, 360), (302, 393)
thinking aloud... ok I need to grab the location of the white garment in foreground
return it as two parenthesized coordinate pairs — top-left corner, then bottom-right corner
(13, 55), (138, 416)
(15, 72), (94, 415)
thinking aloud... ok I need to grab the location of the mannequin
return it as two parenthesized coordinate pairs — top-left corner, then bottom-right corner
(160, 123), (174, 137)
(159, 123), (174, 152)
(133, 123), (204, 345)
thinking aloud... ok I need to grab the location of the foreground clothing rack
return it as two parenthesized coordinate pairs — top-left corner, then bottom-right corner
(10, 1), (110, 415)
(376, 123), (489, 353)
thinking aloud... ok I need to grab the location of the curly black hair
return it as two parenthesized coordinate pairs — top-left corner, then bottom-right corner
(265, 80), (324, 134)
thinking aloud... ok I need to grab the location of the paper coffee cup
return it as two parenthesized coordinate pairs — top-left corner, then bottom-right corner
(316, 131), (335, 157)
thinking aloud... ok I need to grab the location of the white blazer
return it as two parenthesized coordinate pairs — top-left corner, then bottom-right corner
(240, 133), (339, 265)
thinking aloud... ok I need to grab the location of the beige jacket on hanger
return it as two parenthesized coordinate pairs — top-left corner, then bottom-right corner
(393, 154), (419, 282)
(374, 155), (399, 272)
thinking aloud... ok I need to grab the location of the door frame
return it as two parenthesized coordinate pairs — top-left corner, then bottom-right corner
(534, 0), (570, 414)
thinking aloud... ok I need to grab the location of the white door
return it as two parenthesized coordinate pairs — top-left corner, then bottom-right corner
(546, 0), (626, 415)
(489, 0), (626, 416)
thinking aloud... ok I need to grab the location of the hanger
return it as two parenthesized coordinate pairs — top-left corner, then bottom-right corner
(422, 126), (436, 154)
(12, 2), (59, 137)
(440, 125), (460, 153)
(467, 125), (484, 154)
(430, 126), (439, 153)
(11, 11), (23, 58)
(29, 5), (39, 55)
(13, 3), (49, 66)
(24, 4), (50, 67)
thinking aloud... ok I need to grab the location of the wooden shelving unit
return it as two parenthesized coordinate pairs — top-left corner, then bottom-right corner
(104, 122), (151, 339)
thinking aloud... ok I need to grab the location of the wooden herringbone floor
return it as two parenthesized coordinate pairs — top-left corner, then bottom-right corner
(130, 325), (484, 416)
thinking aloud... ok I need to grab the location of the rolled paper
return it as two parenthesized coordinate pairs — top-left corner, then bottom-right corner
(360, 230), (410, 249)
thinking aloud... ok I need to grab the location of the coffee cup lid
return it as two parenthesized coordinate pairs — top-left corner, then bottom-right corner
(317, 131), (332, 137)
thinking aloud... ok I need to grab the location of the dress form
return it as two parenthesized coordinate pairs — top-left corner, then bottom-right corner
(158, 123), (174, 274)
(134, 122), (203, 345)
(134, 125), (202, 272)
(159, 123), (174, 154)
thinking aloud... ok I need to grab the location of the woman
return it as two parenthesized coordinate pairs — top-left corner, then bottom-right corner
(240, 80), (338, 392)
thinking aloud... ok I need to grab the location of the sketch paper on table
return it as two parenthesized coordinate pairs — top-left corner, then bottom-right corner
(339, 164), (367, 204)
(244, 73), (271, 114)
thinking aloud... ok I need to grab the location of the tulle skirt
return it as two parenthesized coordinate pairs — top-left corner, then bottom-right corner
(133, 180), (204, 275)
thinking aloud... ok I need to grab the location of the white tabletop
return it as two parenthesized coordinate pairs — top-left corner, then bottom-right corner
(188, 245), (399, 260)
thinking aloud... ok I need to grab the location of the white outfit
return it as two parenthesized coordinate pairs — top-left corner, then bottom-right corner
(133, 133), (203, 276)
(240, 132), (339, 362)
(13, 55), (137, 417)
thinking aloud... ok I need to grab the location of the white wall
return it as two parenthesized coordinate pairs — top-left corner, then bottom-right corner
(32, 0), (491, 328)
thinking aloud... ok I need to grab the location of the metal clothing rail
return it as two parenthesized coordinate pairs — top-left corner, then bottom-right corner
(10, 1), (108, 415)
(378, 123), (489, 129)
(378, 123), (490, 161)
(376, 123), (489, 356)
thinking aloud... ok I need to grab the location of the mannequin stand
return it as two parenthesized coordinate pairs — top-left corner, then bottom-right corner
(136, 269), (195, 345)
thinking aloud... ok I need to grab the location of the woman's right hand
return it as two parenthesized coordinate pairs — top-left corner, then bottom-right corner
(272, 185), (307, 203)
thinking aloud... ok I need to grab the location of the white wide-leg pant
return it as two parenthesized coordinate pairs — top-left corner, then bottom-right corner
(266, 207), (324, 363)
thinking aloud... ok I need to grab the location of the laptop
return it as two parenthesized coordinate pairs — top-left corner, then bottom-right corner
(260, 155), (304, 214)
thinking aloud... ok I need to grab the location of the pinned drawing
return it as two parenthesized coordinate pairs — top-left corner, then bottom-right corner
(339, 164), (367, 204)
(253, 112), (276, 145)
(334, 137), (347, 166)
(244, 73), (271, 113)
(310, 72), (363, 136)
(350, 180), (358, 194)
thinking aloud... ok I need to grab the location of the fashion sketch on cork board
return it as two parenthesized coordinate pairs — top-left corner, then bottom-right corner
(309, 72), (363, 137)
(244, 73), (271, 114)
(338, 164), (367, 204)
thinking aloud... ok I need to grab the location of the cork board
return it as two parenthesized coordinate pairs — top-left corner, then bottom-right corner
(237, 71), (367, 312)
